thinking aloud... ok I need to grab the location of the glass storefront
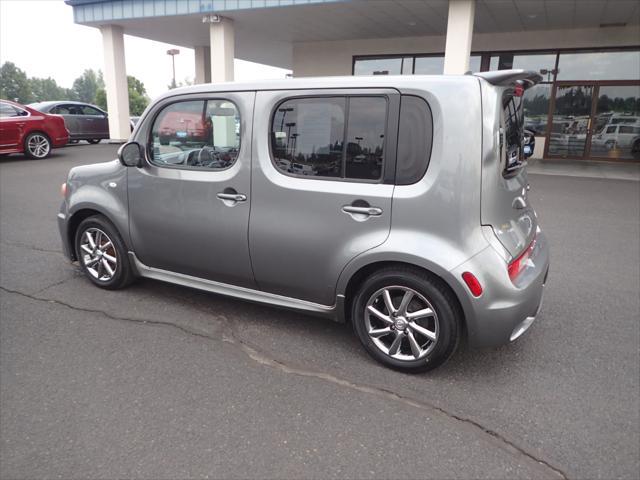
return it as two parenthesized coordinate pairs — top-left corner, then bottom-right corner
(353, 48), (640, 161)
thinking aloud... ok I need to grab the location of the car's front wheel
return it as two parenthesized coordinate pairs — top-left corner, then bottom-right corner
(352, 267), (461, 373)
(86, 139), (101, 144)
(24, 132), (51, 159)
(75, 215), (134, 290)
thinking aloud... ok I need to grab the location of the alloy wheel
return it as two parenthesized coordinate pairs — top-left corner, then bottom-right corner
(364, 286), (439, 361)
(27, 134), (50, 158)
(80, 228), (117, 282)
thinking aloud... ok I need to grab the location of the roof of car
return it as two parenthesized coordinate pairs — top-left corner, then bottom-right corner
(154, 70), (540, 102)
(28, 100), (102, 108)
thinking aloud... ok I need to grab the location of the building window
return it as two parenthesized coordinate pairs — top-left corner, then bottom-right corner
(149, 99), (241, 170)
(271, 96), (388, 181)
(557, 50), (640, 81)
(354, 54), (481, 75)
(489, 53), (557, 81)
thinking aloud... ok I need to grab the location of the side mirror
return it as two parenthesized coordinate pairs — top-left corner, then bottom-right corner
(118, 141), (143, 167)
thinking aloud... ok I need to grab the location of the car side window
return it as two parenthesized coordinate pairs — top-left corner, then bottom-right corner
(605, 125), (617, 134)
(270, 95), (387, 181)
(149, 99), (241, 170)
(56, 105), (73, 115)
(345, 97), (386, 181)
(0, 103), (20, 118)
(396, 95), (433, 185)
(82, 105), (103, 116)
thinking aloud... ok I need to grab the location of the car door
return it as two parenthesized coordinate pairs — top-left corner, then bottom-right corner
(81, 105), (109, 138)
(249, 90), (399, 306)
(127, 92), (256, 288)
(53, 104), (81, 139)
(0, 102), (24, 150)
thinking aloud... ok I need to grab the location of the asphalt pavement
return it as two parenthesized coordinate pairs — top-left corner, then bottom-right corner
(1, 143), (638, 479)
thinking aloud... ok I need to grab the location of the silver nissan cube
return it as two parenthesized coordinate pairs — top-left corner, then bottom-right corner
(58, 70), (550, 372)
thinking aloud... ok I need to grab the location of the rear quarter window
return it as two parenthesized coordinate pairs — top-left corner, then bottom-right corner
(396, 95), (433, 185)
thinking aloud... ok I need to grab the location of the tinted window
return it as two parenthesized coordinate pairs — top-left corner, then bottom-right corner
(0, 103), (22, 117)
(605, 125), (617, 134)
(619, 126), (637, 134)
(396, 96), (433, 185)
(345, 97), (386, 181)
(81, 105), (103, 115)
(271, 98), (345, 178)
(150, 99), (240, 170)
(502, 93), (524, 175)
(557, 50), (640, 80)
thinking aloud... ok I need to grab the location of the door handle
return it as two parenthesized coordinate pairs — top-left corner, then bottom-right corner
(342, 206), (383, 216)
(217, 192), (247, 202)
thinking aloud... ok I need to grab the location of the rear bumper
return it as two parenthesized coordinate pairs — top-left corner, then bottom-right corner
(451, 229), (550, 348)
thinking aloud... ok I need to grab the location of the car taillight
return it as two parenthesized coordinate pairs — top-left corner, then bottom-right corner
(508, 236), (537, 282)
(61, 182), (67, 198)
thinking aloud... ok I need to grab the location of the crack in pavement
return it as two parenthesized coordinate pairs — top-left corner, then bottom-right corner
(0, 285), (568, 479)
(0, 241), (64, 255)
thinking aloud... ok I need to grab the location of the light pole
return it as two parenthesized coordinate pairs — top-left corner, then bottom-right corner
(167, 48), (180, 88)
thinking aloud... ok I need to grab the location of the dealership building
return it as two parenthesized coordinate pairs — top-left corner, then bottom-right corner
(66, 0), (640, 161)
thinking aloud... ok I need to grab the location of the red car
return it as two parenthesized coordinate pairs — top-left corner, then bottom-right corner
(0, 100), (69, 159)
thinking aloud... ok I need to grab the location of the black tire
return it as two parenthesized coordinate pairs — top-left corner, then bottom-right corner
(86, 139), (101, 144)
(74, 215), (134, 290)
(351, 267), (461, 373)
(68, 139), (79, 144)
(23, 132), (51, 159)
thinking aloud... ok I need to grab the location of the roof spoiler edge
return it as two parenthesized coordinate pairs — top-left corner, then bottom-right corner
(474, 69), (542, 89)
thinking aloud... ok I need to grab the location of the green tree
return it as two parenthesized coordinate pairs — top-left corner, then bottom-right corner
(29, 77), (70, 102)
(71, 69), (104, 103)
(94, 75), (150, 116)
(94, 88), (107, 111)
(0, 62), (32, 103)
(127, 75), (149, 116)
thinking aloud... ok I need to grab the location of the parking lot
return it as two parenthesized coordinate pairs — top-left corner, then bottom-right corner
(1, 143), (638, 479)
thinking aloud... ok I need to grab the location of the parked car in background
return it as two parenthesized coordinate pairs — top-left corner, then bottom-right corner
(28, 101), (133, 144)
(0, 100), (69, 159)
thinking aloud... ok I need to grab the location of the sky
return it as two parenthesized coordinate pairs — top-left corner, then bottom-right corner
(0, 0), (291, 99)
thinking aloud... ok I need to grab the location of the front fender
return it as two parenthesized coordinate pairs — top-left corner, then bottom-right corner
(65, 160), (130, 250)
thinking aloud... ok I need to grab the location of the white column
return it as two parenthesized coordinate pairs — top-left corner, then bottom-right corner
(194, 46), (211, 84)
(209, 17), (234, 82)
(100, 24), (130, 142)
(443, 0), (476, 75)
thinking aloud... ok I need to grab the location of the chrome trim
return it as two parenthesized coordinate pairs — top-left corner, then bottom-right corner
(129, 253), (336, 316)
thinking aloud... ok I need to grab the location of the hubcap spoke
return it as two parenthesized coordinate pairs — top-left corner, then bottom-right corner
(81, 244), (93, 255)
(406, 308), (434, 320)
(102, 258), (114, 276)
(369, 327), (392, 338)
(86, 232), (96, 249)
(407, 330), (422, 359)
(408, 322), (437, 342)
(397, 290), (414, 316)
(388, 332), (404, 356)
(102, 252), (117, 264)
(382, 289), (395, 315)
(366, 305), (393, 325)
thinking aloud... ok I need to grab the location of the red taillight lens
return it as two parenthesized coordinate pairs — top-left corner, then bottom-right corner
(462, 272), (483, 297)
(61, 182), (67, 198)
(508, 236), (537, 282)
(514, 83), (524, 97)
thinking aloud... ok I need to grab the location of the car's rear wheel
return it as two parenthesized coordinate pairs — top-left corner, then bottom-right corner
(24, 132), (51, 159)
(86, 139), (101, 144)
(352, 267), (461, 372)
(75, 215), (134, 290)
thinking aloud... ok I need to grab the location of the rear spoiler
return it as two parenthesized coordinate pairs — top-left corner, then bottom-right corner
(473, 69), (542, 89)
